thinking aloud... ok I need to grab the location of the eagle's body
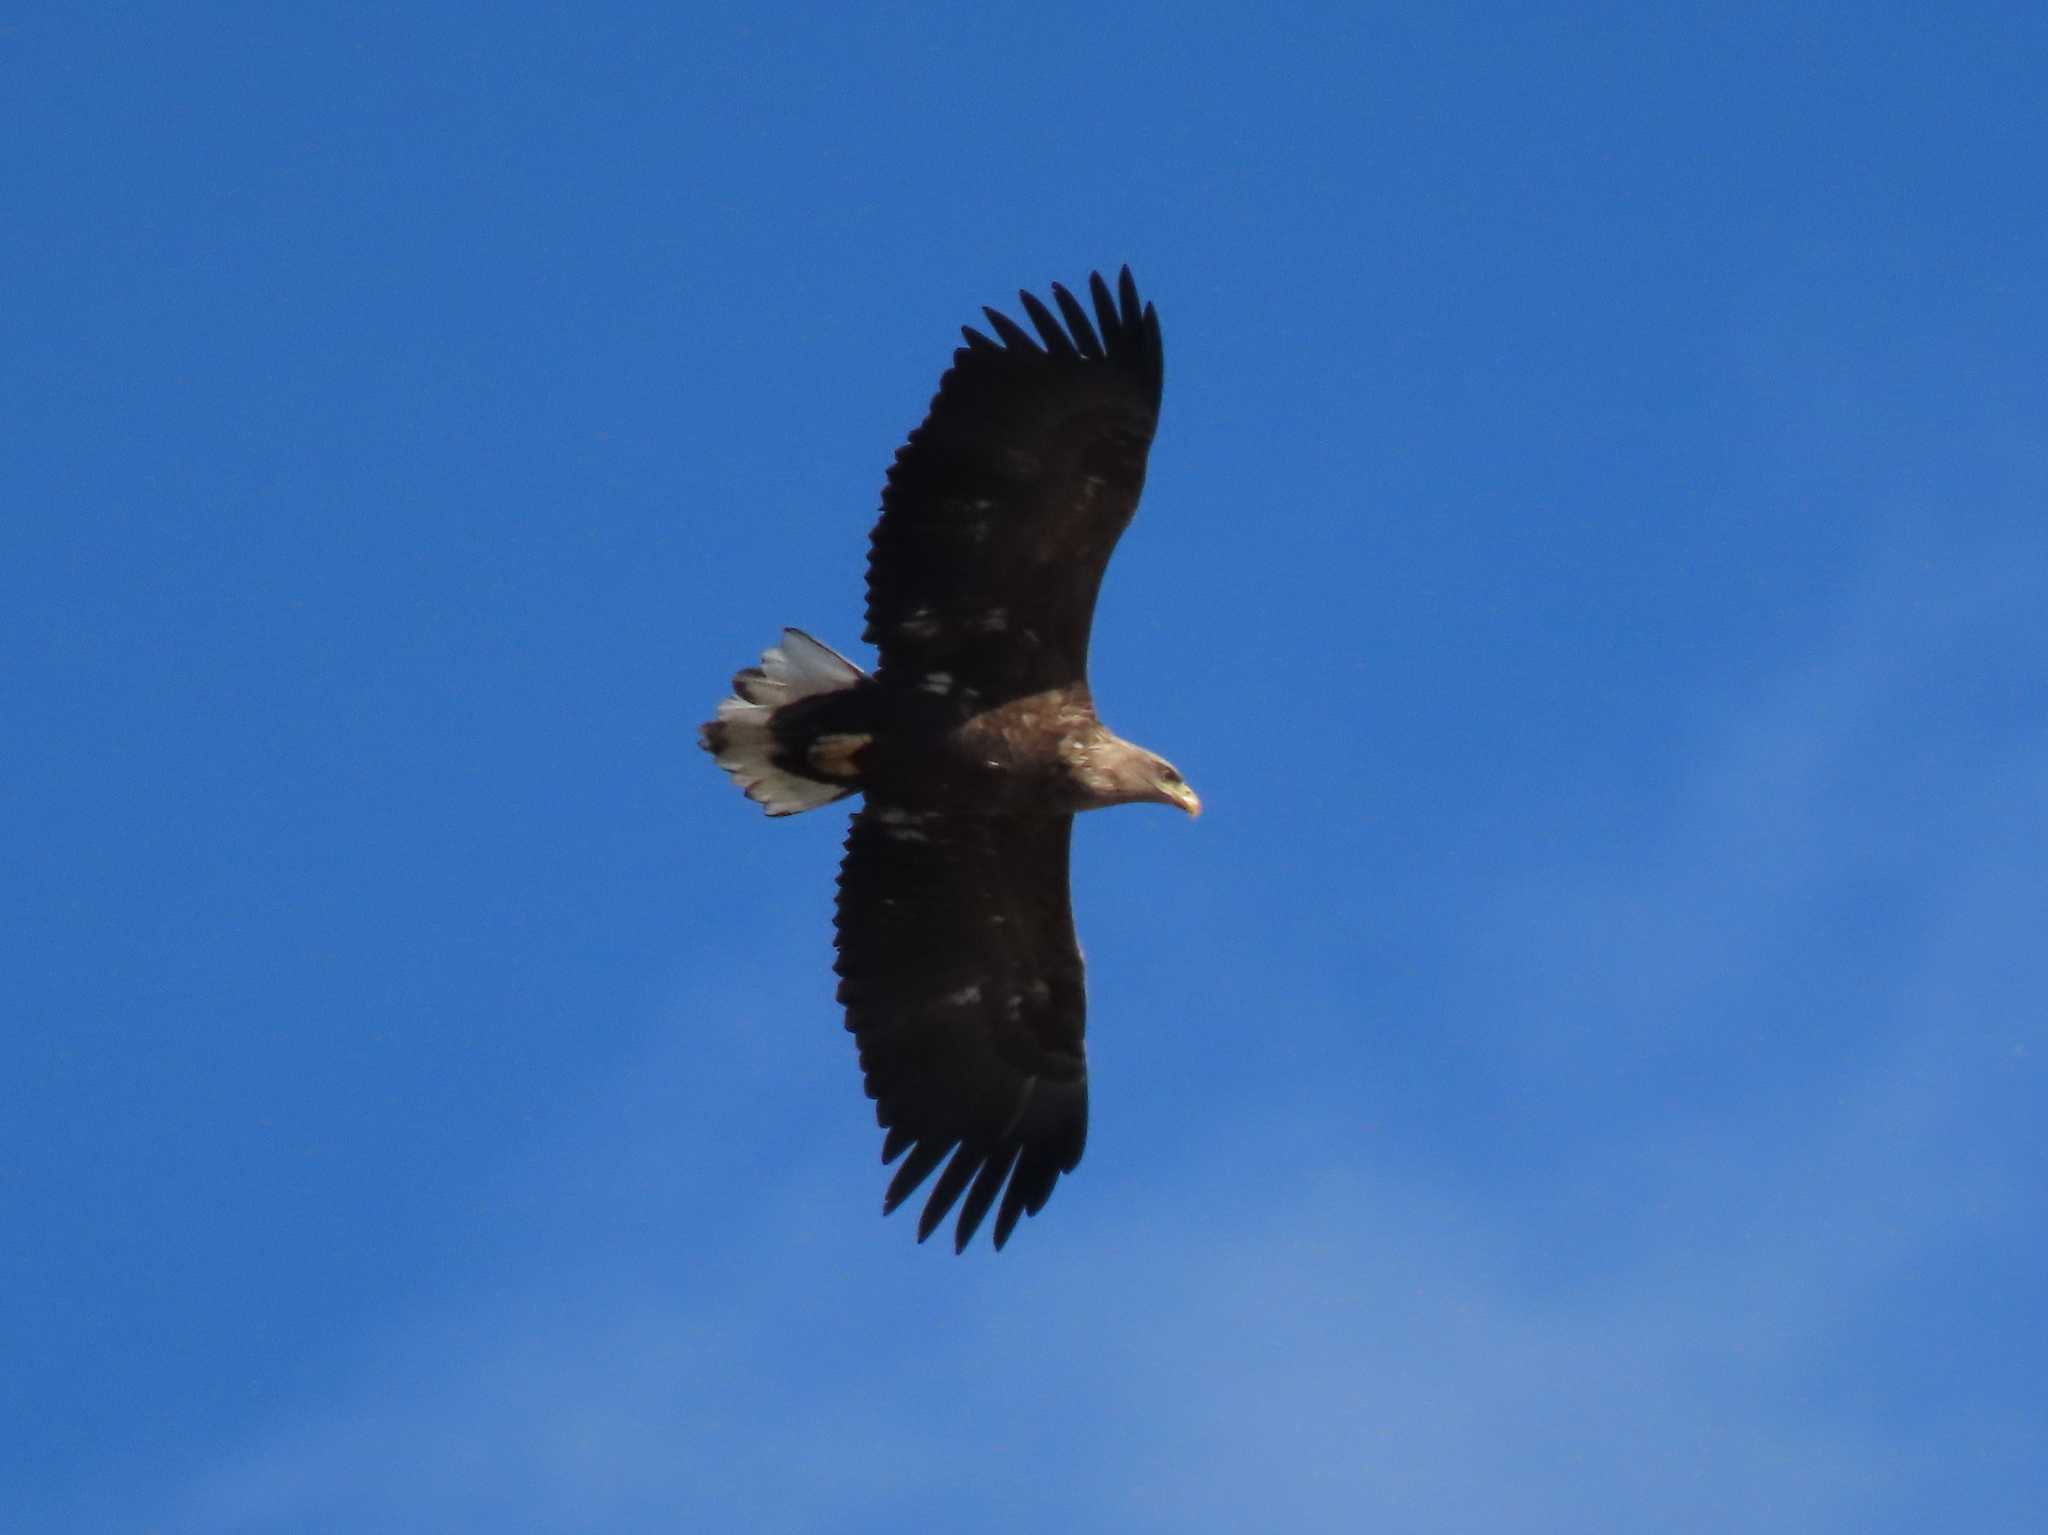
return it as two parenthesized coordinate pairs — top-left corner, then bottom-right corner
(702, 269), (1195, 1251)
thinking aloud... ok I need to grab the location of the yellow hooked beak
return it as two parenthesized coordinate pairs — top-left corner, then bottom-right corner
(1160, 779), (1203, 818)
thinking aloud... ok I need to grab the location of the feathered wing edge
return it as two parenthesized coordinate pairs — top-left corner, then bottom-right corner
(956, 266), (1163, 412)
(875, 1063), (1088, 1253)
(834, 807), (1089, 1252)
(859, 267), (1164, 696)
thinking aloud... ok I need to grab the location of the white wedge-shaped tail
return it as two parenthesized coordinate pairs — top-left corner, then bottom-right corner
(700, 628), (868, 815)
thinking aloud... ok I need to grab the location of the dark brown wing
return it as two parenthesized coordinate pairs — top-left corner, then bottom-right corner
(863, 268), (1164, 703)
(833, 805), (1088, 1252)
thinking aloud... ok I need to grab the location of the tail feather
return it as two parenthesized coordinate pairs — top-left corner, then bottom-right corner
(701, 629), (868, 816)
(729, 628), (865, 707)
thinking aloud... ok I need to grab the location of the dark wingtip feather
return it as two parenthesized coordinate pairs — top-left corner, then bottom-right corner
(916, 1145), (982, 1244)
(883, 1138), (953, 1215)
(1016, 290), (1076, 357)
(981, 306), (1042, 354)
(952, 1143), (1022, 1253)
(1144, 304), (1164, 401)
(959, 324), (1000, 352)
(880, 1124), (914, 1165)
(1050, 282), (1103, 358)
(991, 1145), (1059, 1248)
(991, 1187), (1025, 1250)
(1088, 270), (1118, 347)
(1117, 266), (1141, 329)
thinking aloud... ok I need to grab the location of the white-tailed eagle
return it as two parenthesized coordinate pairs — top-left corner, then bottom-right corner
(702, 268), (1196, 1251)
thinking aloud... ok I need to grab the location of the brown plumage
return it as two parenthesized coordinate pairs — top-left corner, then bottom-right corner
(701, 268), (1197, 1251)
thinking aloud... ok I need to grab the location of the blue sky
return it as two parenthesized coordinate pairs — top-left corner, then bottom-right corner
(6, 3), (2044, 1529)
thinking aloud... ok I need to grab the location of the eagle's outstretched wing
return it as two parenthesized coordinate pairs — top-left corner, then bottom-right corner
(863, 268), (1164, 704)
(833, 805), (1088, 1251)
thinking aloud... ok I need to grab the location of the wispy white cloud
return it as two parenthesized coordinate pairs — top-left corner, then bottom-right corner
(168, 1045), (2008, 1534)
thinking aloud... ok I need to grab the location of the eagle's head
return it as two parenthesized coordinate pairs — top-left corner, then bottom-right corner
(1141, 754), (1202, 817)
(1068, 732), (1201, 817)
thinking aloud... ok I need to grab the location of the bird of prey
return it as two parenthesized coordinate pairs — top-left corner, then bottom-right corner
(701, 267), (1197, 1251)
